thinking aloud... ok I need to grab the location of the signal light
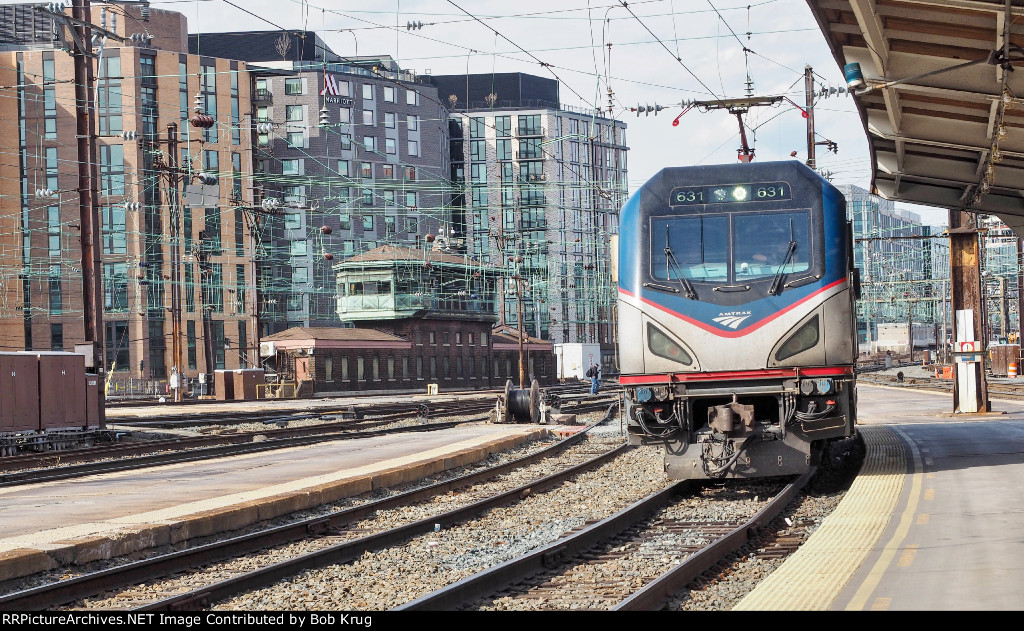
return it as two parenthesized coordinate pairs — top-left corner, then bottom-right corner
(190, 114), (215, 129)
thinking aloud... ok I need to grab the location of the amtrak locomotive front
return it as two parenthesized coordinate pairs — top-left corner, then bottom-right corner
(617, 160), (858, 480)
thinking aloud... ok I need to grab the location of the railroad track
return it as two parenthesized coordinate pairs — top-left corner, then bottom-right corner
(0, 409), (622, 611)
(397, 473), (809, 611)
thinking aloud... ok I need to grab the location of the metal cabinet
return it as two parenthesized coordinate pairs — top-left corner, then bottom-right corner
(0, 352), (39, 431)
(34, 352), (87, 429)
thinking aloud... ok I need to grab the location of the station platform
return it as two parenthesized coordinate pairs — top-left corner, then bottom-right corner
(0, 424), (548, 584)
(737, 382), (1024, 610)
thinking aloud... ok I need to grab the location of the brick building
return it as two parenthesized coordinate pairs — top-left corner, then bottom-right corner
(0, 2), (258, 381)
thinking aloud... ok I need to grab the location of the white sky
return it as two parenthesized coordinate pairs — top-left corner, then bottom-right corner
(41, 0), (952, 225)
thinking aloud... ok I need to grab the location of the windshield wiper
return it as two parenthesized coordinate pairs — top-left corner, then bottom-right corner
(664, 226), (697, 299)
(768, 241), (797, 295)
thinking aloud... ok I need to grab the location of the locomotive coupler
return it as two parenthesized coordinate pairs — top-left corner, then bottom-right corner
(707, 395), (755, 437)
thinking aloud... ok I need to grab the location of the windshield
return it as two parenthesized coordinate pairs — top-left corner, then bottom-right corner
(650, 210), (812, 284)
(650, 215), (729, 282)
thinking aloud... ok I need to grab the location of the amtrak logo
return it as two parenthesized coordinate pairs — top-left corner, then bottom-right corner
(713, 311), (752, 329)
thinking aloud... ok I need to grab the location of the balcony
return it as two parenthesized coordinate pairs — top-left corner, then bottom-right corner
(253, 89), (273, 105)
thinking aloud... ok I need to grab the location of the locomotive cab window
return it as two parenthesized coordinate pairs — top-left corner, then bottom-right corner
(650, 210), (814, 287)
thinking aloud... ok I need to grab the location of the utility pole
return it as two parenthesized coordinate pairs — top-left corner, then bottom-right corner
(70, 0), (105, 422)
(166, 123), (183, 401)
(805, 65), (816, 169)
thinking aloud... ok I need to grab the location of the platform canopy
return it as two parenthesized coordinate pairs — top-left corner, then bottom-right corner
(806, 0), (1024, 236)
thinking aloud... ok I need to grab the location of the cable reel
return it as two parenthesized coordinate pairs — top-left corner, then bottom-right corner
(497, 379), (541, 423)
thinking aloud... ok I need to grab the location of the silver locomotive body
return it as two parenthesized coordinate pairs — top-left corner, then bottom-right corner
(617, 161), (858, 480)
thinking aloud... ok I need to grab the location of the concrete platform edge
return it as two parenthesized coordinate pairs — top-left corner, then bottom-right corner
(0, 427), (549, 583)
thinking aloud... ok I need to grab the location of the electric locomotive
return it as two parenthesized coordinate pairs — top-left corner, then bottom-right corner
(616, 160), (858, 480)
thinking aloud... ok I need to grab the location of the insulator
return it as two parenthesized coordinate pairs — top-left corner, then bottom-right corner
(123, 201), (141, 212)
(47, 3), (66, 14)
(121, 130), (137, 140)
(197, 172), (217, 185)
(194, 93), (203, 114)
(319, 107), (330, 127)
(130, 33), (152, 45)
(320, 225), (333, 235)
(35, 188), (56, 199)
(190, 114), (215, 129)
(140, 5), (150, 21)
(406, 20), (424, 30)
(261, 198), (280, 211)
(323, 252), (334, 260)
(256, 122), (274, 134)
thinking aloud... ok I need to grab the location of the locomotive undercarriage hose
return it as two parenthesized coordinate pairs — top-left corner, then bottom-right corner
(633, 406), (680, 438)
(702, 434), (755, 478)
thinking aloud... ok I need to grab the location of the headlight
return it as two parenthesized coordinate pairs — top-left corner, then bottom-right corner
(648, 323), (693, 365)
(776, 315), (820, 361)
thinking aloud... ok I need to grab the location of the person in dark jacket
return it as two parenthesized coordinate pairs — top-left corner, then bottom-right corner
(587, 363), (600, 394)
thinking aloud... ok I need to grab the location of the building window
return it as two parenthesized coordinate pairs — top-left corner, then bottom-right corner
(495, 115), (511, 137)
(385, 138), (396, 154)
(361, 162), (372, 178)
(325, 357), (334, 381)
(187, 320), (197, 369)
(286, 105), (303, 121)
(362, 84), (374, 100)
(469, 117), (486, 138)
(287, 131), (304, 148)
(284, 78), (303, 95)
(384, 86), (395, 102)
(407, 115), (419, 131)
(48, 268), (62, 315)
(382, 164), (395, 179)
(340, 134), (352, 150)
(105, 321), (130, 371)
(363, 136), (376, 152)
(101, 206), (127, 254)
(362, 215), (373, 230)
(406, 89), (418, 105)
(408, 140), (419, 156)
(405, 192), (417, 208)
(103, 263), (128, 312)
(281, 158), (302, 175)
(337, 160), (349, 177)
(384, 112), (396, 128)
(405, 166), (416, 180)
(50, 323), (63, 351)
(362, 109), (374, 126)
